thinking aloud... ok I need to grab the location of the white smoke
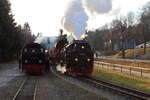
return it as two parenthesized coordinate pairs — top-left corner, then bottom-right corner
(61, 0), (88, 39)
(56, 65), (67, 74)
(71, 11), (88, 39)
(82, 0), (112, 15)
(61, 0), (112, 39)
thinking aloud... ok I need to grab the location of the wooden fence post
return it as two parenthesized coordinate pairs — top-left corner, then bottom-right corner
(141, 69), (143, 77)
(130, 68), (131, 75)
(121, 66), (122, 72)
(113, 65), (115, 70)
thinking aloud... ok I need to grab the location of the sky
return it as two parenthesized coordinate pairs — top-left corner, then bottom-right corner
(10, 0), (150, 37)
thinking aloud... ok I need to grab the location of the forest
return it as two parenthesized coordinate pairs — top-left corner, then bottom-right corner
(0, 0), (35, 62)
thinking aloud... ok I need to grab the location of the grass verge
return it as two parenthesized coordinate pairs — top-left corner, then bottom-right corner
(92, 66), (150, 93)
(111, 48), (150, 59)
(0, 60), (18, 66)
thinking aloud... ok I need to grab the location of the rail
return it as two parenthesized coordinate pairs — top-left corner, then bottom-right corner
(13, 78), (27, 100)
(13, 77), (38, 100)
(79, 77), (150, 100)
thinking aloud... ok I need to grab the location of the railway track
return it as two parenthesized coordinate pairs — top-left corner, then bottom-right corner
(79, 77), (150, 100)
(51, 66), (150, 99)
(13, 76), (38, 100)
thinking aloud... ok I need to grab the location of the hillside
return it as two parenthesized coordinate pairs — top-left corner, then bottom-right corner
(110, 48), (150, 60)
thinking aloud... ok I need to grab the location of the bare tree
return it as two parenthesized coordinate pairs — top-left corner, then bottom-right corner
(140, 3), (150, 54)
(110, 17), (128, 58)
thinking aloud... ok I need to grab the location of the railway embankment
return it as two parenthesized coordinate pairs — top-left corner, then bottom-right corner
(92, 66), (150, 93)
(51, 66), (133, 100)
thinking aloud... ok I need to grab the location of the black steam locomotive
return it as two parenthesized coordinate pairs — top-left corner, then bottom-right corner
(56, 40), (94, 76)
(19, 43), (46, 74)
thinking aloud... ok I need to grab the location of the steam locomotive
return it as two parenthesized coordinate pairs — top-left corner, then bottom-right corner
(56, 40), (94, 76)
(19, 43), (46, 74)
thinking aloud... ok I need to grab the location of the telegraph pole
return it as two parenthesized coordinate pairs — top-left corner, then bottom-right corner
(47, 38), (51, 54)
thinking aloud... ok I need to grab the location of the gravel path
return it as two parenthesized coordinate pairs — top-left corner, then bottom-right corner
(36, 73), (108, 100)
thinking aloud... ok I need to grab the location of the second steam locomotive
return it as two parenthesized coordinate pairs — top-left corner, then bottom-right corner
(55, 39), (94, 76)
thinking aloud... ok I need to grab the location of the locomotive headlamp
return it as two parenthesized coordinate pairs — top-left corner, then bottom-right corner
(87, 58), (90, 62)
(32, 49), (35, 53)
(39, 60), (42, 63)
(75, 44), (77, 47)
(25, 60), (28, 63)
(81, 46), (85, 49)
(45, 50), (48, 53)
(24, 48), (27, 52)
(75, 58), (78, 61)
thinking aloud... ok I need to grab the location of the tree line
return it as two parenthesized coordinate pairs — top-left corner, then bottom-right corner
(86, 2), (150, 59)
(0, 0), (35, 62)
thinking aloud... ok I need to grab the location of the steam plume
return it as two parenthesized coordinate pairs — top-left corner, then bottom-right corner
(61, 0), (88, 39)
(82, 0), (112, 15)
(61, 0), (112, 39)
(56, 65), (67, 74)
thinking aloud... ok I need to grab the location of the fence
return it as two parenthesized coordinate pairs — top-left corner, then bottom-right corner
(94, 61), (150, 78)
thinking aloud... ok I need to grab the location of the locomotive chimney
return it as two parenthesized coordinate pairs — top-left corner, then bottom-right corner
(60, 29), (63, 36)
